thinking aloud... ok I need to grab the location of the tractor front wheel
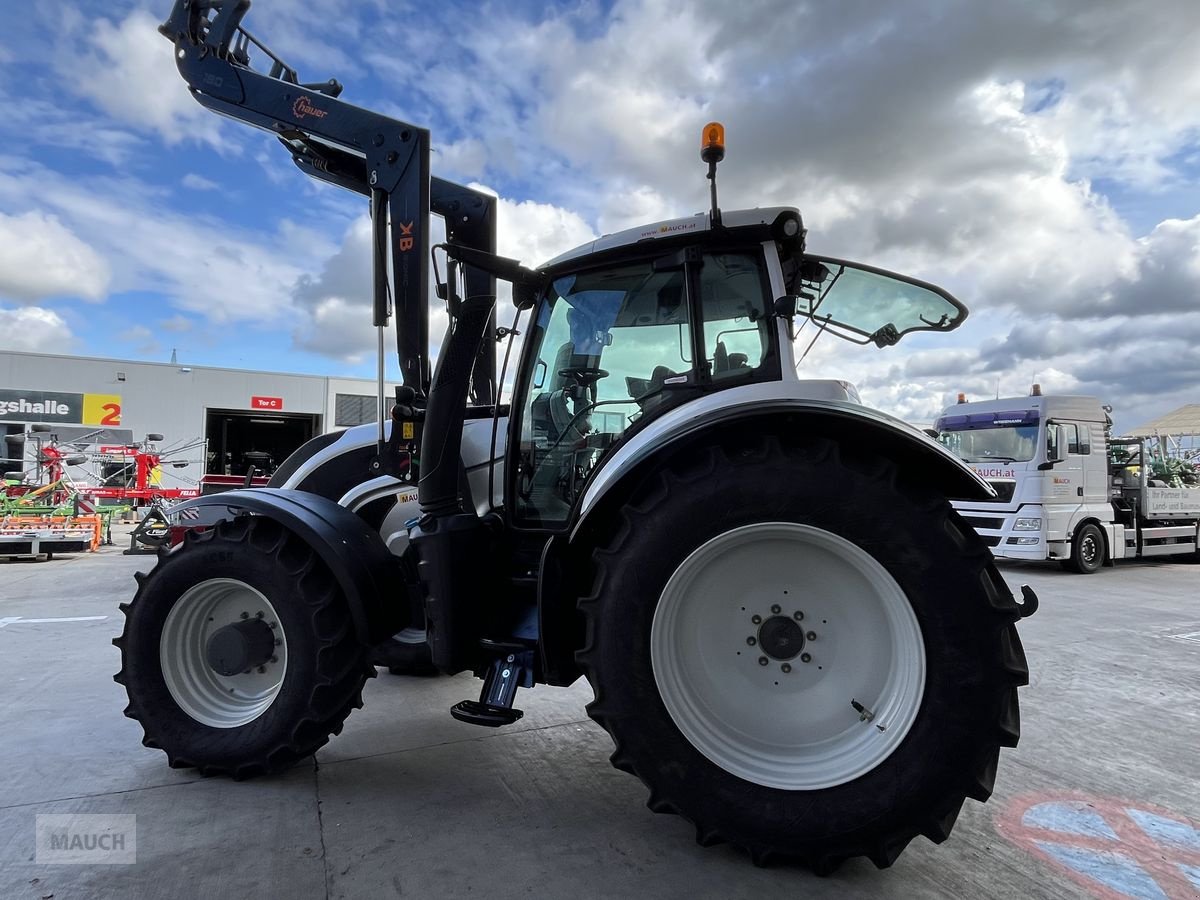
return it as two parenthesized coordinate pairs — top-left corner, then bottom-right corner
(577, 435), (1029, 871)
(114, 516), (373, 777)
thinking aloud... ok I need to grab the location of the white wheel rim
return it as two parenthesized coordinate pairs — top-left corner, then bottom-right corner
(160, 578), (288, 729)
(651, 522), (926, 790)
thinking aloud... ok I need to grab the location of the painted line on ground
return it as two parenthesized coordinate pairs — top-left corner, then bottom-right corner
(0, 616), (109, 629)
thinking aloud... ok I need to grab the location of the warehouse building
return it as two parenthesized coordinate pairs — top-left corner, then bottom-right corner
(1, 350), (398, 492)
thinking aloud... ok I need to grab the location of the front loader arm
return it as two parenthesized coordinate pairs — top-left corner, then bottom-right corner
(159, 0), (497, 401)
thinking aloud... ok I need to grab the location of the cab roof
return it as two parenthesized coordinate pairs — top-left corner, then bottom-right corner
(541, 206), (799, 269)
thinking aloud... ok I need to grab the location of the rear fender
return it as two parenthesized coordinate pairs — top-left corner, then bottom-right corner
(537, 395), (993, 686)
(573, 390), (992, 538)
(169, 488), (405, 645)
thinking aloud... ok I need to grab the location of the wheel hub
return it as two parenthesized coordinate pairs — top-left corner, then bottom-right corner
(757, 615), (805, 660)
(206, 618), (277, 676)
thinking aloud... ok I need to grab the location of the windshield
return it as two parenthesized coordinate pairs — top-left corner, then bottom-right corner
(935, 410), (1040, 463)
(785, 254), (966, 347)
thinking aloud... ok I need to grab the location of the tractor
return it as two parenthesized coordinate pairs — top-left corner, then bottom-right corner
(116, 0), (1038, 872)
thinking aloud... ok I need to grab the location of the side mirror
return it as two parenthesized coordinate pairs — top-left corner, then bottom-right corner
(514, 282), (538, 311)
(65, 454), (90, 466)
(1040, 424), (1067, 469)
(773, 295), (798, 318)
(146, 433), (165, 443)
(30, 423), (53, 433)
(532, 360), (548, 390)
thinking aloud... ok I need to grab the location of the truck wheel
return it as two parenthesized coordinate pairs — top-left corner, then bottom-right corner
(577, 436), (1029, 872)
(1063, 523), (1104, 574)
(113, 517), (373, 777)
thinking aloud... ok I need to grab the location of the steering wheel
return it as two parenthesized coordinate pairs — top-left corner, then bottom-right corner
(558, 367), (609, 389)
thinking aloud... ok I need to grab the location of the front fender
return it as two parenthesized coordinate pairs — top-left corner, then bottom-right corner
(169, 488), (405, 645)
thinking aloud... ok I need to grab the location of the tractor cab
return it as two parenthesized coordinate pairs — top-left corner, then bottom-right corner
(506, 205), (968, 526)
(516, 242), (777, 523)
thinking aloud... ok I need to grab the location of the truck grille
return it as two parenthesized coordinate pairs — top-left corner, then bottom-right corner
(962, 516), (1005, 531)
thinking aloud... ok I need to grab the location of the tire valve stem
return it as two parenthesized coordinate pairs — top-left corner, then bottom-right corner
(851, 699), (876, 723)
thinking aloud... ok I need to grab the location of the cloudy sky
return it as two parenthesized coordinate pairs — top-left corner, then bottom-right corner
(1, 0), (1198, 433)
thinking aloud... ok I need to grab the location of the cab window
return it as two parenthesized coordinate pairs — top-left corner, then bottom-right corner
(513, 249), (772, 525)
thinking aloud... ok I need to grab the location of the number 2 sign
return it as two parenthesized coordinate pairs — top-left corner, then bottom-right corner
(83, 393), (123, 426)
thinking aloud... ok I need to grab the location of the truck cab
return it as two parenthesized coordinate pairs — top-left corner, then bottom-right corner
(937, 392), (1200, 571)
(935, 394), (1112, 566)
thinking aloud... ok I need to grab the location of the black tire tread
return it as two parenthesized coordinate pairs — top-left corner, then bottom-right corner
(576, 435), (1030, 872)
(113, 517), (373, 778)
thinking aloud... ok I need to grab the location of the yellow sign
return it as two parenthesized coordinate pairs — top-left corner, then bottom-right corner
(82, 394), (123, 426)
(402, 422), (415, 440)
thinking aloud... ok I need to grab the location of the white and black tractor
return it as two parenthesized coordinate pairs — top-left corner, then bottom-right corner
(116, 1), (1038, 872)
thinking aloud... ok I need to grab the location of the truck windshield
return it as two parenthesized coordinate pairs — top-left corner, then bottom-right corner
(935, 411), (1040, 463)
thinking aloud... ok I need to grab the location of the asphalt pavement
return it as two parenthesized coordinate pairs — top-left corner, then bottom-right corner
(0, 530), (1197, 899)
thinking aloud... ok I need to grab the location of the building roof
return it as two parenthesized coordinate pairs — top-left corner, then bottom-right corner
(1124, 404), (1200, 437)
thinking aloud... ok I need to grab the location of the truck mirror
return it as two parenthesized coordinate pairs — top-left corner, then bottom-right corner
(1045, 424), (1067, 465)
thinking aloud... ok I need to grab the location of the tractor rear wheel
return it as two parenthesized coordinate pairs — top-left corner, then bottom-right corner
(114, 516), (373, 777)
(577, 435), (1029, 871)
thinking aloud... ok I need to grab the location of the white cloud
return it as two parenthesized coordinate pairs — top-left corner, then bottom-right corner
(0, 158), (327, 326)
(181, 173), (220, 192)
(0, 305), (75, 352)
(158, 315), (194, 333)
(61, 10), (224, 149)
(118, 324), (161, 357)
(291, 193), (594, 363)
(0, 211), (110, 302)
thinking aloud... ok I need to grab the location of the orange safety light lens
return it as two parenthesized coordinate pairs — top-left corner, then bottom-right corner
(702, 122), (725, 151)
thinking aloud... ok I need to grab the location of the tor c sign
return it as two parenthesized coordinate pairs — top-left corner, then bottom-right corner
(250, 396), (284, 411)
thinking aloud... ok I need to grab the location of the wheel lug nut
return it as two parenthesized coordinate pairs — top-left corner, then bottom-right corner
(240, 612), (249, 619)
(751, 614), (762, 624)
(746, 636), (757, 646)
(269, 656), (278, 664)
(801, 653), (812, 663)
(758, 656), (769, 666)
(257, 666), (266, 674)
(806, 631), (817, 641)
(256, 611), (264, 619)
(793, 610), (804, 621)
(770, 604), (781, 614)
(781, 663), (792, 674)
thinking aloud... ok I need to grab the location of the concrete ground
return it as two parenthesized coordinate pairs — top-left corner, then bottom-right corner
(0, 528), (1197, 900)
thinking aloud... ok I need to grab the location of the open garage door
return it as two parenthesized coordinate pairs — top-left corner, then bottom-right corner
(204, 409), (319, 480)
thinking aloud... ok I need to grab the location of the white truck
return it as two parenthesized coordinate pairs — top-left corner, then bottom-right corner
(935, 392), (1200, 572)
